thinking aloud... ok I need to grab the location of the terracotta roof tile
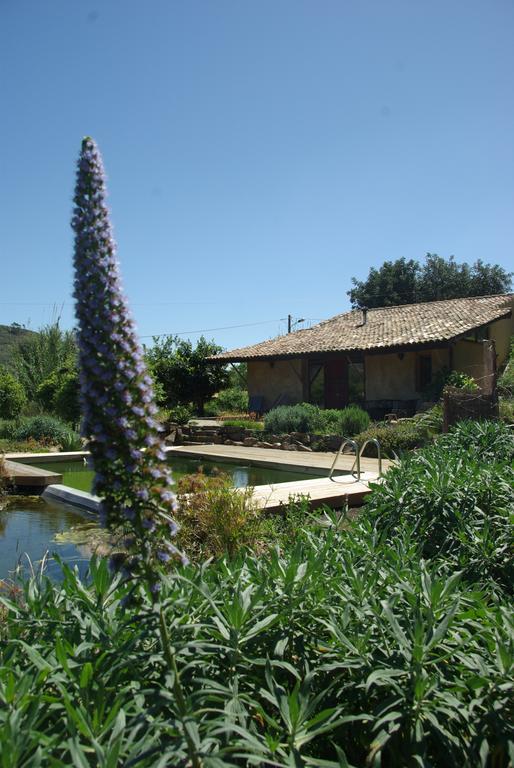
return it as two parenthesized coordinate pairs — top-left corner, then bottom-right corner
(213, 294), (513, 361)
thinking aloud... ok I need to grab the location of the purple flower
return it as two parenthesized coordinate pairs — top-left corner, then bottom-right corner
(71, 136), (185, 572)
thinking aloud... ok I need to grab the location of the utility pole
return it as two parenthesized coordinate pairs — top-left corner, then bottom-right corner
(287, 314), (305, 333)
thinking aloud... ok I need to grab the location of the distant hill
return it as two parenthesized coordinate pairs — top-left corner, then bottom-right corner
(0, 324), (37, 367)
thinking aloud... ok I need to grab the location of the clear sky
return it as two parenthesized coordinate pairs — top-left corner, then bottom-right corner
(1, 0), (513, 351)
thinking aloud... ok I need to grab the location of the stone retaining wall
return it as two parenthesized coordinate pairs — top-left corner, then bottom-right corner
(165, 424), (343, 452)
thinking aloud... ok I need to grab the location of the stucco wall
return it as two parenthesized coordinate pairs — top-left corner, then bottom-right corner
(453, 340), (486, 380)
(489, 312), (514, 366)
(365, 348), (449, 400)
(247, 358), (304, 409)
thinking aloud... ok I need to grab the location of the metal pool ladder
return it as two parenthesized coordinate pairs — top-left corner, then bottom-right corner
(329, 438), (382, 483)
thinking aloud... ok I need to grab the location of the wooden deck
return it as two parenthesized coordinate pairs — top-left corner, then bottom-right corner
(250, 473), (380, 511)
(3, 459), (63, 488)
(167, 444), (389, 509)
(167, 443), (390, 476)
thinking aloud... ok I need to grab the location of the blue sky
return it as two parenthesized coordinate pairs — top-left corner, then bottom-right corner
(1, 0), (513, 351)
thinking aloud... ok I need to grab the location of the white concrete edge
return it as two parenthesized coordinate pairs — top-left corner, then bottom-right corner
(5, 450), (91, 463)
(42, 484), (101, 514)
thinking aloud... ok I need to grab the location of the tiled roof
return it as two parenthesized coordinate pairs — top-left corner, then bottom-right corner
(213, 294), (513, 361)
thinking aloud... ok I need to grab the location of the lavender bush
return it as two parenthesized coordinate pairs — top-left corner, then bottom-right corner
(71, 137), (186, 585)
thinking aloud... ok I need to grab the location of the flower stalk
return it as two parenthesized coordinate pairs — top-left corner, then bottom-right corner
(72, 136), (199, 765)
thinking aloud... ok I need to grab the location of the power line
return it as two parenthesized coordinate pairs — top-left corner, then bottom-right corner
(139, 319), (283, 339)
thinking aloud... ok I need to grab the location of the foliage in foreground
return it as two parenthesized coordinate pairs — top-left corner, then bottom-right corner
(364, 420), (514, 595)
(1, 522), (513, 768)
(1, 419), (513, 766)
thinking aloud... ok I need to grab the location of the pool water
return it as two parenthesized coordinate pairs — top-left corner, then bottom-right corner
(0, 498), (90, 582)
(1, 457), (320, 581)
(32, 457), (316, 494)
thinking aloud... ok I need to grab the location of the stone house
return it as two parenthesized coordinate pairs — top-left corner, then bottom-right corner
(212, 294), (513, 417)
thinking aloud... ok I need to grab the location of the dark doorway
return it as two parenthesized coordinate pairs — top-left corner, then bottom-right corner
(324, 358), (348, 408)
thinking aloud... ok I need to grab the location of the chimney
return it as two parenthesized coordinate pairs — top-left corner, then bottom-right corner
(362, 307), (368, 325)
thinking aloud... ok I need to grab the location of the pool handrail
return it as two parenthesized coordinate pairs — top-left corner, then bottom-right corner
(329, 437), (360, 482)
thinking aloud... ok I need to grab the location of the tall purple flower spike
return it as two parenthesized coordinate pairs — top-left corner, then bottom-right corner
(71, 137), (187, 575)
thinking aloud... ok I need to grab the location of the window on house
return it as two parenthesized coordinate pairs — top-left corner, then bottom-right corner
(348, 362), (365, 404)
(416, 354), (432, 391)
(309, 361), (324, 406)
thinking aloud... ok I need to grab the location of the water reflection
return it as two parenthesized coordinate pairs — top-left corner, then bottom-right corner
(0, 498), (90, 582)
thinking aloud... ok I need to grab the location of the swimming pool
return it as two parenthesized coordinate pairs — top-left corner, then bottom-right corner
(32, 456), (318, 493)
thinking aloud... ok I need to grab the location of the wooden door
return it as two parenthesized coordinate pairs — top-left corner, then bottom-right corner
(324, 358), (348, 409)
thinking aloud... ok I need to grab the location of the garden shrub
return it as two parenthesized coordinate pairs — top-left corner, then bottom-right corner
(36, 367), (80, 424)
(0, 368), (26, 420)
(355, 418), (432, 457)
(331, 403), (370, 435)
(264, 402), (320, 433)
(12, 415), (81, 450)
(264, 402), (369, 436)
(168, 403), (193, 425)
(364, 422), (514, 593)
(499, 398), (514, 424)
(205, 387), (249, 415)
(444, 370), (479, 390)
(0, 526), (512, 767)
(0, 419), (16, 439)
(175, 471), (263, 558)
(439, 418), (514, 464)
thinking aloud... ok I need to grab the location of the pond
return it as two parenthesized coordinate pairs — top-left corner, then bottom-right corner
(0, 497), (90, 582)
(1, 457), (321, 582)
(31, 456), (317, 494)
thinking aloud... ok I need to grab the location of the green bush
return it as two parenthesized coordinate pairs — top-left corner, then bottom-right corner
(355, 418), (432, 457)
(205, 387), (249, 415)
(36, 367), (80, 424)
(0, 525), (512, 767)
(0, 419), (16, 439)
(439, 418), (514, 464)
(330, 403), (370, 435)
(445, 370), (479, 390)
(264, 402), (319, 433)
(12, 415), (81, 450)
(168, 403), (193, 425)
(264, 402), (370, 436)
(499, 398), (514, 424)
(176, 471), (263, 559)
(0, 369), (26, 420)
(364, 422), (514, 593)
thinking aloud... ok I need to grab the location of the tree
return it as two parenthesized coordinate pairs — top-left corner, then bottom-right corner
(348, 254), (512, 309)
(36, 364), (80, 425)
(145, 335), (229, 415)
(0, 367), (26, 419)
(11, 323), (78, 401)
